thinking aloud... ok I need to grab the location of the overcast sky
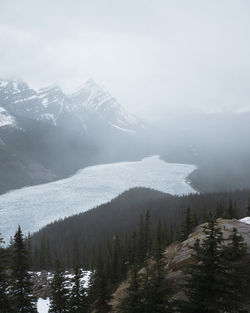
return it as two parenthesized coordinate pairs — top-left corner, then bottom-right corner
(0, 0), (249, 118)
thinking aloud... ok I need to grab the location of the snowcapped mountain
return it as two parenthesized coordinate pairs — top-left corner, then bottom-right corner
(0, 78), (142, 133)
(0, 106), (15, 128)
(69, 79), (142, 133)
(0, 78), (146, 195)
(0, 79), (68, 126)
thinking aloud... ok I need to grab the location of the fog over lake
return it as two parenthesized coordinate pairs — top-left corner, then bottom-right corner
(0, 156), (196, 242)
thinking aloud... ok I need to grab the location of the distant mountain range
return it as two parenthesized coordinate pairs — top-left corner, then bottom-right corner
(0, 78), (145, 194)
(1, 78), (250, 195)
(0, 78), (143, 132)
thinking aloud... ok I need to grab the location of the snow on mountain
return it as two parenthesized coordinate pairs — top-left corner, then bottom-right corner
(0, 78), (143, 133)
(69, 79), (142, 132)
(0, 106), (15, 127)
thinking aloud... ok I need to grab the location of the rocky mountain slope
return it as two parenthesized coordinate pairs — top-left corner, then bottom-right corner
(0, 78), (142, 132)
(110, 218), (250, 312)
(0, 78), (144, 194)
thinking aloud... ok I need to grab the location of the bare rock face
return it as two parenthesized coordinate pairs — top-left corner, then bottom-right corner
(109, 281), (129, 312)
(165, 218), (250, 273)
(110, 218), (250, 311)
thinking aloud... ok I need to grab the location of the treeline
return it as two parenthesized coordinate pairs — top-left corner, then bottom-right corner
(30, 187), (250, 270)
(40, 213), (250, 312)
(118, 216), (250, 313)
(0, 227), (37, 312)
(1, 202), (250, 312)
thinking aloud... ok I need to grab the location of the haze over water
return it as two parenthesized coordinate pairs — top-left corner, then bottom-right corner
(0, 156), (196, 242)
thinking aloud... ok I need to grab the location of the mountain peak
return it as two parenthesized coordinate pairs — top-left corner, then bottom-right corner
(0, 77), (143, 133)
(70, 78), (102, 97)
(0, 78), (28, 91)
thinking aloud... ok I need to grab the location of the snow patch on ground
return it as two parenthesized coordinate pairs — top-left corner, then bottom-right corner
(239, 217), (250, 225)
(37, 298), (50, 313)
(36, 270), (90, 313)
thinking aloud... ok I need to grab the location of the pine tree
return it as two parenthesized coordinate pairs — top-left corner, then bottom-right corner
(140, 256), (172, 313)
(72, 237), (80, 268)
(153, 220), (164, 260)
(180, 207), (193, 240)
(92, 250), (111, 313)
(192, 211), (199, 228)
(215, 203), (224, 219)
(202, 205), (208, 222)
(10, 225), (37, 313)
(247, 195), (250, 216)
(145, 210), (152, 257)
(39, 232), (46, 269)
(181, 216), (248, 313)
(68, 267), (88, 313)
(128, 230), (138, 266)
(49, 260), (69, 313)
(112, 235), (122, 284)
(0, 234), (12, 313)
(121, 264), (143, 313)
(138, 215), (145, 264)
(226, 227), (247, 259)
(221, 228), (248, 312)
(224, 200), (237, 219)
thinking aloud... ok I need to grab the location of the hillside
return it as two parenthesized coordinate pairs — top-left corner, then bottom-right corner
(30, 187), (250, 270)
(110, 218), (250, 312)
(0, 79), (145, 194)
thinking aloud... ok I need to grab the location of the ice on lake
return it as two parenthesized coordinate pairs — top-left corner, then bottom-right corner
(0, 156), (196, 242)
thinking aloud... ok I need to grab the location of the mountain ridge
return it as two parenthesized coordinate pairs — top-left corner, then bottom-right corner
(0, 78), (145, 195)
(0, 78), (143, 133)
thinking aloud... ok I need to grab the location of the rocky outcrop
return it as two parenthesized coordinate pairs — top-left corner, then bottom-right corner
(110, 218), (250, 312)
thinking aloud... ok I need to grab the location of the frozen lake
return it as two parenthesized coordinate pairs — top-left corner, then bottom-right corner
(0, 156), (196, 242)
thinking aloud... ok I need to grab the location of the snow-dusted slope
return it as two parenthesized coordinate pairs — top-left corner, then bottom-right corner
(0, 106), (15, 127)
(69, 79), (142, 132)
(0, 78), (143, 132)
(0, 79), (67, 126)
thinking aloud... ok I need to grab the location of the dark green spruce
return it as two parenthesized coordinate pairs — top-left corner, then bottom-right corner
(10, 225), (37, 313)
(0, 234), (12, 313)
(49, 260), (69, 313)
(181, 215), (248, 313)
(68, 267), (88, 313)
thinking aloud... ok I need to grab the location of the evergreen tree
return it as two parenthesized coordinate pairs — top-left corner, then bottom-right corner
(112, 235), (123, 284)
(145, 210), (152, 257)
(247, 195), (250, 216)
(0, 234), (12, 313)
(49, 260), (69, 313)
(68, 267), (88, 313)
(192, 211), (199, 228)
(72, 237), (80, 269)
(10, 226), (37, 313)
(153, 220), (164, 260)
(138, 215), (145, 264)
(140, 257), (172, 313)
(225, 200), (237, 219)
(225, 227), (247, 259)
(180, 207), (193, 240)
(215, 203), (224, 219)
(202, 205), (208, 222)
(181, 216), (248, 313)
(92, 250), (111, 313)
(121, 264), (143, 313)
(221, 228), (248, 312)
(128, 230), (138, 266)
